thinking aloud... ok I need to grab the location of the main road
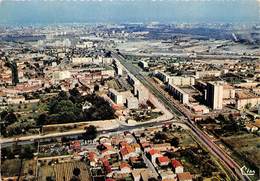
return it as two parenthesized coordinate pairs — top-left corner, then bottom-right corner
(112, 52), (249, 181)
(1, 118), (183, 148)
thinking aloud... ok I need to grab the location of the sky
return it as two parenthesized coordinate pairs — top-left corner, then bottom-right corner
(0, 0), (259, 25)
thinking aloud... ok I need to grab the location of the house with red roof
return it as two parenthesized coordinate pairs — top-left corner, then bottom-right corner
(148, 149), (162, 164)
(101, 144), (117, 157)
(177, 172), (192, 181)
(120, 145), (138, 160)
(88, 152), (98, 167)
(157, 156), (170, 167)
(105, 178), (115, 181)
(70, 140), (81, 151)
(120, 162), (131, 173)
(171, 159), (184, 174)
(140, 141), (151, 152)
(101, 158), (112, 173)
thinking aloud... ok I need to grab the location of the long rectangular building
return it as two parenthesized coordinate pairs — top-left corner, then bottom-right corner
(167, 83), (189, 104)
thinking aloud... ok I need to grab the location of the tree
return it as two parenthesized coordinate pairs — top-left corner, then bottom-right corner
(37, 114), (47, 126)
(55, 100), (76, 113)
(70, 167), (81, 181)
(4, 111), (17, 125)
(1, 147), (14, 160)
(153, 132), (168, 141)
(105, 51), (111, 57)
(217, 114), (228, 123)
(69, 87), (82, 103)
(83, 125), (97, 140)
(170, 137), (180, 147)
(57, 91), (69, 101)
(83, 94), (115, 120)
(70, 176), (81, 181)
(94, 84), (99, 92)
(69, 87), (80, 98)
(46, 176), (55, 181)
(44, 87), (51, 93)
(245, 103), (252, 109)
(73, 167), (81, 177)
(20, 145), (34, 159)
(0, 110), (8, 120)
(61, 136), (69, 143)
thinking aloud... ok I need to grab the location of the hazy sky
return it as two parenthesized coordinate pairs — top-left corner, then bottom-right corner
(0, 0), (259, 25)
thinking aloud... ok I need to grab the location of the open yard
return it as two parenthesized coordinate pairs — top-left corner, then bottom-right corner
(222, 134), (260, 174)
(1, 159), (36, 179)
(155, 127), (226, 179)
(38, 161), (90, 181)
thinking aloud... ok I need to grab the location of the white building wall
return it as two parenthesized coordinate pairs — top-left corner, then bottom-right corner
(236, 97), (260, 110)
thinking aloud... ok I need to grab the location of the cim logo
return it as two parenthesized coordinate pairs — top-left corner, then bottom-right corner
(240, 166), (255, 176)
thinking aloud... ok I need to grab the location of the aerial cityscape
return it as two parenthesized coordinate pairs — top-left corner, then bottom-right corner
(0, 0), (260, 181)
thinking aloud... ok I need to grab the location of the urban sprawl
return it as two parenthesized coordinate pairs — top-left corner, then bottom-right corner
(0, 23), (260, 181)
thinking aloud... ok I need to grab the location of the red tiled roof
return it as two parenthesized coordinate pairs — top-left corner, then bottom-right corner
(158, 156), (170, 163)
(103, 144), (113, 150)
(106, 178), (115, 181)
(105, 165), (112, 173)
(120, 162), (131, 170)
(177, 172), (193, 181)
(129, 157), (138, 163)
(100, 158), (110, 167)
(119, 141), (129, 148)
(149, 149), (160, 156)
(120, 148), (128, 156)
(141, 142), (150, 148)
(172, 159), (183, 168)
(120, 146), (134, 156)
(88, 152), (97, 161)
(126, 145), (134, 153)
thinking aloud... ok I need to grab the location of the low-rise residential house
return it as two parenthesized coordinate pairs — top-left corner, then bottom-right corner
(101, 144), (117, 157)
(132, 170), (141, 181)
(112, 173), (131, 180)
(132, 143), (141, 153)
(153, 143), (173, 152)
(120, 145), (138, 160)
(70, 140), (81, 151)
(160, 171), (176, 181)
(245, 123), (259, 132)
(177, 172), (193, 181)
(162, 179), (177, 181)
(129, 156), (146, 168)
(171, 160), (184, 174)
(140, 169), (158, 181)
(88, 152), (98, 167)
(157, 156), (170, 167)
(101, 158), (112, 174)
(120, 162), (131, 173)
(106, 178), (116, 181)
(148, 149), (162, 164)
(140, 142), (151, 152)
